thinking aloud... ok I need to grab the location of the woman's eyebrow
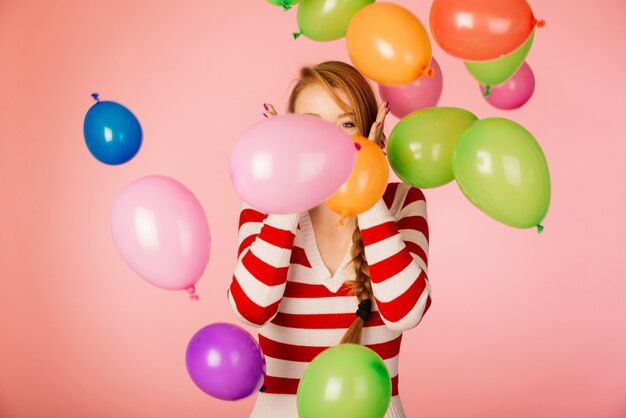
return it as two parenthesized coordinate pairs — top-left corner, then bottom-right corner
(337, 112), (355, 118)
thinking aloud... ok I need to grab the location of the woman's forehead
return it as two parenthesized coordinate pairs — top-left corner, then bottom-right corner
(294, 84), (354, 115)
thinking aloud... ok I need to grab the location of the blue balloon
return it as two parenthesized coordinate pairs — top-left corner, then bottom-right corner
(83, 93), (143, 165)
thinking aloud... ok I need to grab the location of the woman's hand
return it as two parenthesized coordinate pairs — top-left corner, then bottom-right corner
(368, 101), (390, 154)
(263, 103), (278, 118)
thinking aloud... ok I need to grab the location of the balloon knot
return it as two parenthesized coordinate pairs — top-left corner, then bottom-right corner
(536, 19), (546, 28)
(483, 85), (491, 97)
(280, 0), (291, 10)
(335, 215), (348, 228)
(293, 31), (302, 40)
(91, 93), (100, 102)
(537, 224), (544, 233)
(186, 285), (199, 301)
(424, 67), (435, 78)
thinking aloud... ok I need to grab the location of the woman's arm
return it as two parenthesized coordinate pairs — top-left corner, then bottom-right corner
(357, 185), (431, 332)
(227, 202), (299, 327)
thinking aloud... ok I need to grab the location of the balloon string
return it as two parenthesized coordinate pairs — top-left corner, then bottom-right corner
(484, 85), (491, 97)
(293, 30), (302, 40)
(536, 224), (544, 233)
(91, 93), (100, 102)
(186, 285), (200, 301)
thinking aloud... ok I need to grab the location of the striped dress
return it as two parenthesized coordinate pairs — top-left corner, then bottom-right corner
(227, 181), (431, 418)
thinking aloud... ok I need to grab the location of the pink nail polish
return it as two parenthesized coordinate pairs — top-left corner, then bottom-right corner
(263, 103), (269, 110)
(263, 113), (268, 118)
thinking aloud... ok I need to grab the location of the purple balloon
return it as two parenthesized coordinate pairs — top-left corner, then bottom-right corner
(378, 57), (443, 118)
(480, 61), (535, 110)
(185, 323), (266, 400)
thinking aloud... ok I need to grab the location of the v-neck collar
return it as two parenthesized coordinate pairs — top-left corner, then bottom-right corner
(299, 210), (353, 293)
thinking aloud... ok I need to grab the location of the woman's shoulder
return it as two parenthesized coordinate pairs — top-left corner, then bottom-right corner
(383, 182), (426, 218)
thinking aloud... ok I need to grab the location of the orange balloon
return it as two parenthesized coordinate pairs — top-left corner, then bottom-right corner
(346, 3), (433, 85)
(430, 0), (541, 61)
(325, 136), (389, 225)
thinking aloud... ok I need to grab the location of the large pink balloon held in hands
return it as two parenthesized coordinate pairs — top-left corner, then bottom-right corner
(111, 175), (211, 300)
(378, 57), (443, 118)
(480, 61), (535, 110)
(230, 114), (356, 213)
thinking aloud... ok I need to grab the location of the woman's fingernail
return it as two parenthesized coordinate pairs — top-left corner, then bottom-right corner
(263, 103), (269, 110)
(376, 122), (381, 127)
(263, 113), (268, 118)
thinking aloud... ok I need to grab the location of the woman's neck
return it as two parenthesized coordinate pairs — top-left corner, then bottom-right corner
(308, 204), (356, 233)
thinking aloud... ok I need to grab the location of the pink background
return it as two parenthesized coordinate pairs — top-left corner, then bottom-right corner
(1, 0), (625, 417)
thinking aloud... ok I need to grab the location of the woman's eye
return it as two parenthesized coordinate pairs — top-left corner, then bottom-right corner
(341, 122), (356, 129)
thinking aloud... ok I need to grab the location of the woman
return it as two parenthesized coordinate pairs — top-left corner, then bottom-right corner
(227, 61), (431, 417)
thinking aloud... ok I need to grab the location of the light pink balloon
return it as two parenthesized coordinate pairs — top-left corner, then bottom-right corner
(378, 57), (443, 118)
(111, 175), (210, 298)
(230, 114), (356, 214)
(480, 61), (535, 110)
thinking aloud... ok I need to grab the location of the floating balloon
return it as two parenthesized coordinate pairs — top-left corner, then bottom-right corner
(378, 57), (443, 118)
(465, 30), (535, 88)
(297, 344), (391, 418)
(480, 61), (535, 110)
(325, 136), (389, 225)
(111, 175), (210, 299)
(83, 93), (142, 165)
(267, 0), (299, 10)
(346, 3), (433, 85)
(294, 0), (373, 41)
(387, 107), (477, 188)
(452, 118), (550, 231)
(430, 0), (542, 61)
(186, 323), (266, 400)
(230, 114), (355, 214)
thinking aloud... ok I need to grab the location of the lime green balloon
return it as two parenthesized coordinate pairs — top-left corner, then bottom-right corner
(295, 0), (374, 41)
(387, 107), (478, 188)
(452, 118), (550, 230)
(464, 30), (535, 87)
(266, 0), (299, 10)
(297, 344), (391, 418)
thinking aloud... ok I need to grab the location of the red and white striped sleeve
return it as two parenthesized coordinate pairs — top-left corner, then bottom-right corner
(227, 202), (300, 327)
(357, 185), (431, 332)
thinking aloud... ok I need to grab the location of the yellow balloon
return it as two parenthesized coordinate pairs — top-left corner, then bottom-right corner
(325, 136), (389, 225)
(346, 3), (433, 85)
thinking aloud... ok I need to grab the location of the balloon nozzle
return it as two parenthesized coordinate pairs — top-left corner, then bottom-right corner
(293, 30), (302, 40)
(91, 93), (100, 102)
(535, 18), (546, 28)
(424, 67), (435, 78)
(186, 285), (200, 301)
(483, 85), (491, 97)
(536, 224), (544, 233)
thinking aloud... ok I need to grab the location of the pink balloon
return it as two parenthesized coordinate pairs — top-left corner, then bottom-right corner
(378, 57), (443, 118)
(480, 61), (535, 110)
(230, 114), (356, 214)
(111, 175), (210, 298)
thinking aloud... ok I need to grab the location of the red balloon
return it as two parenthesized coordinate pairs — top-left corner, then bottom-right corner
(430, 0), (542, 61)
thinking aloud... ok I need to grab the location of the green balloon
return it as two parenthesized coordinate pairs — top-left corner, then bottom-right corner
(297, 344), (391, 418)
(266, 0), (299, 10)
(464, 30), (535, 87)
(295, 0), (374, 41)
(387, 107), (478, 188)
(452, 118), (550, 230)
